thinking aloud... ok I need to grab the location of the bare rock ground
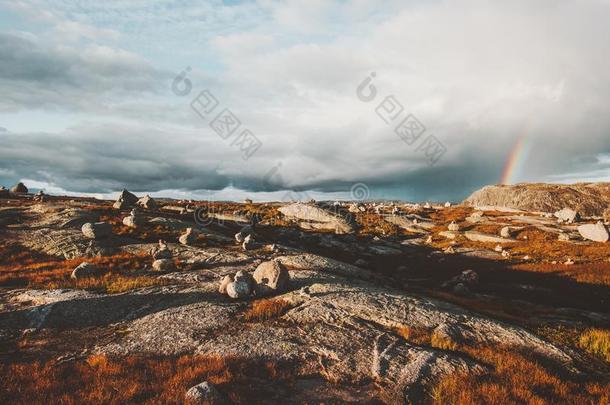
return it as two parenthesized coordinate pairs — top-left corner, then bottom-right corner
(0, 188), (608, 404)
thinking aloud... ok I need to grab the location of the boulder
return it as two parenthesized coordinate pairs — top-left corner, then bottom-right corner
(577, 222), (609, 243)
(10, 182), (28, 193)
(81, 222), (113, 240)
(466, 211), (485, 223)
(500, 226), (513, 238)
(152, 258), (175, 272)
(113, 189), (138, 209)
(226, 279), (251, 299)
(137, 195), (157, 210)
(555, 208), (579, 223)
(253, 260), (290, 295)
(179, 228), (196, 245)
(234, 270), (255, 290)
(71, 262), (101, 279)
(444, 202), (451, 208)
(185, 381), (222, 404)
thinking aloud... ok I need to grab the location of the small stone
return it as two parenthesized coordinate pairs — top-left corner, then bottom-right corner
(234, 225), (253, 243)
(564, 258), (575, 265)
(443, 246), (455, 254)
(185, 381), (222, 404)
(425, 235), (433, 244)
(444, 202), (451, 208)
(501, 250), (511, 258)
(152, 259), (175, 272)
(218, 275), (232, 294)
(500, 227), (512, 238)
(122, 209), (144, 228)
(179, 228), (196, 245)
(81, 222), (113, 239)
(151, 240), (172, 259)
(494, 244), (503, 252)
(453, 283), (470, 295)
(578, 222), (609, 243)
(242, 234), (256, 250)
(71, 262), (100, 279)
(447, 221), (460, 232)
(554, 208), (579, 223)
(235, 232), (245, 243)
(558, 233), (571, 241)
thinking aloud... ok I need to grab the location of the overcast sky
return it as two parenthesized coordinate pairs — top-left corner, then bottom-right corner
(1, 0), (609, 202)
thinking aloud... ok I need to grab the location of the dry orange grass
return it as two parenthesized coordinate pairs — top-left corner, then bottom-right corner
(0, 240), (165, 293)
(431, 346), (609, 405)
(353, 212), (401, 236)
(511, 262), (610, 287)
(0, 354), (294, 405)
(429, 206), (472, 223)
(578, 328), (610, 362)
(394, 325), (609, 404)
(243, 298), (292, 322)
(395, 325), (433, 346)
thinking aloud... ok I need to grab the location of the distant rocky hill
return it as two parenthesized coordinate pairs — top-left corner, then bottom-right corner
(463, 183), (610, 216)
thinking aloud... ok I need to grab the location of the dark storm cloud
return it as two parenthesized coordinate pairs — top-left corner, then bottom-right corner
(0, 32), (166, 112)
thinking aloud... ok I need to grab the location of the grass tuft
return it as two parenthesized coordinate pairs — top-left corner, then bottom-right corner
(578, 328), (610, 362)
(242, 299), (292, 322)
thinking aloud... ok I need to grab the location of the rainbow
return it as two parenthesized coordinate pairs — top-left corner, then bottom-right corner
(501, 132), (532, 185)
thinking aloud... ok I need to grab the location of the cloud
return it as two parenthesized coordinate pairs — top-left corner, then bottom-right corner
(0, 32), (165, 112)
(1, 0), (610, 201)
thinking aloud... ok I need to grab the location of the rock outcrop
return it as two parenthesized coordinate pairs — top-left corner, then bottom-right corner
(113, 189), (139, 209)
(464, 183), (610, 216)
(278, 203), (356, 234)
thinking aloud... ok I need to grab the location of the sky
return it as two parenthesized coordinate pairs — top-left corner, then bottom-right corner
(1, 0), (610, 202)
